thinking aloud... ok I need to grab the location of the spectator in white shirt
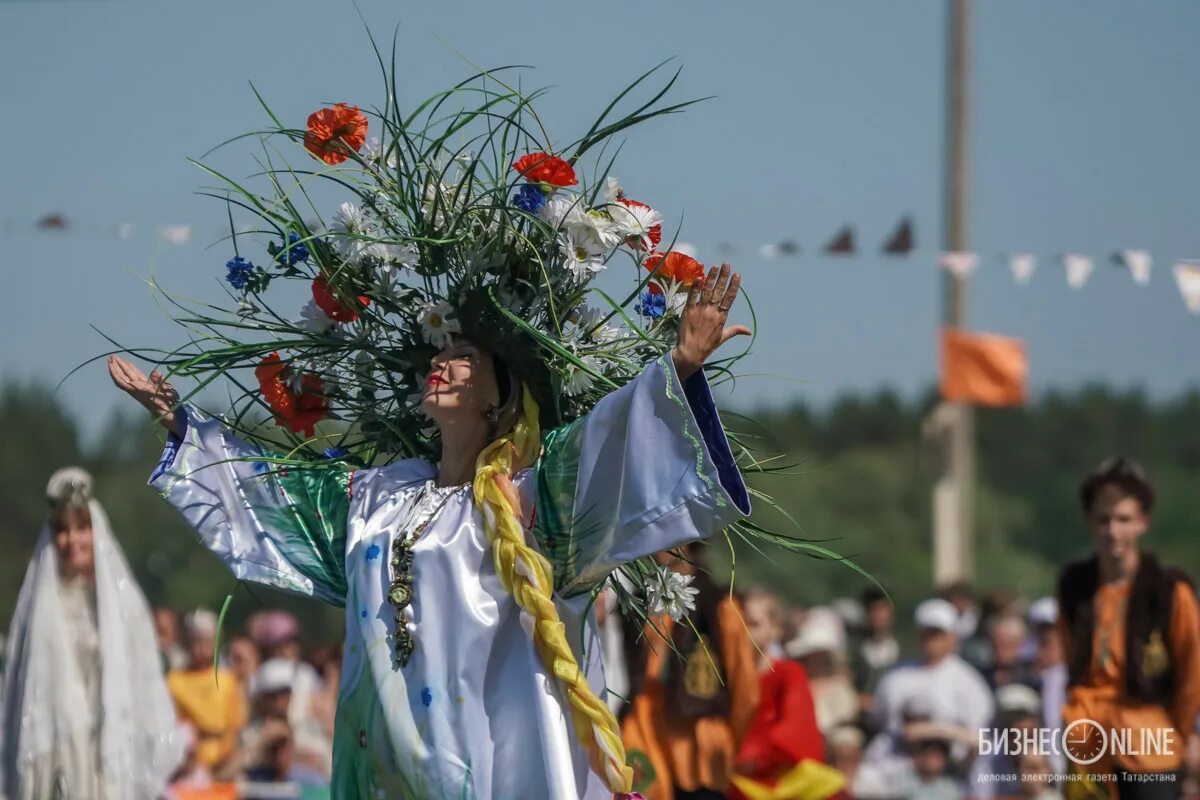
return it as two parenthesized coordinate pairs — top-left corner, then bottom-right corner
(873, 599), (995, 740)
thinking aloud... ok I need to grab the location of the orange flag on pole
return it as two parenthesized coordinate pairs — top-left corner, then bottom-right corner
(940, 328), (1027, 407)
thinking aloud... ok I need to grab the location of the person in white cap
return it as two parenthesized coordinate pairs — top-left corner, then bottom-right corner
(869, 599), (993, 763)
(0, 467), (182, 799)
(786, 608), (859, 734)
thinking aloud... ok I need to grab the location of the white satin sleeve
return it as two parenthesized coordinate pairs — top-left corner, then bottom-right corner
(148, 407), (352, 604)
(531, 354), (750, 595)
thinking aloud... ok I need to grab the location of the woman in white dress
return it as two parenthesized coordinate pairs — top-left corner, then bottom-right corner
(107, 262), (751, 799)
(0, 467), (181, 799)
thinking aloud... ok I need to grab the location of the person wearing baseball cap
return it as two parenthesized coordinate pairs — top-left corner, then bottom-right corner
(866, 600), (993, 775)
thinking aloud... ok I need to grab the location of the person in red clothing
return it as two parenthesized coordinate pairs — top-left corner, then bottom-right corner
(730, 589), (834, 800)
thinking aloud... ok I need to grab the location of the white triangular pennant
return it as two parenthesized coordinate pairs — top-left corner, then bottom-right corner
(1008, 253), (1037, 285)
(1115, 250), (1152, 286)
(757, 243), (780, 260)
(938, 251), (978, 279)
(1173, 261), (1200, 313)
(1063, 254), (1093, 289)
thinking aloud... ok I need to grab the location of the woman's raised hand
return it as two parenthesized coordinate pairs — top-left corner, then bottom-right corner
(107, 355), (184, 437)
(671, 263), (752, 380)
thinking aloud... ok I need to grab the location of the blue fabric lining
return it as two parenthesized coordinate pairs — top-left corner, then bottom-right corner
(682, 369), (751, 514)
(148, 407), (189, 485)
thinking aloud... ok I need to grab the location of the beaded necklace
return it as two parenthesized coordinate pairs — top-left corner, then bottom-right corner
(388, 480), (459, 668)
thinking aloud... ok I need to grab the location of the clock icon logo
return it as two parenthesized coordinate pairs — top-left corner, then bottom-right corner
(1062, 718), (1107, 766)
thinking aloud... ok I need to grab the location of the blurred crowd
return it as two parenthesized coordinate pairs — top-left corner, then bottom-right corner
(3, 460), (1197, 799)
(144, 608), (339, 799)
(132, 577), (1199, 800)
(606, 572), (1200, 800)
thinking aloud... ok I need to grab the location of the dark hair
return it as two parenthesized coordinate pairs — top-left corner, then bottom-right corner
(491, 352), (513, 408)
(49, 504), (92, 533)
(938, 579), (974, 604)
(860, 586), (888, 607)
(1079, 456), (1155, 514)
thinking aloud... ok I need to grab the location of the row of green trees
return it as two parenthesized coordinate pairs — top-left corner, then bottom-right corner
(2, 381), (1196, 640)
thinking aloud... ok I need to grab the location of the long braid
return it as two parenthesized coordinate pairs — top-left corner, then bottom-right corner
(472, 386), (634, 795)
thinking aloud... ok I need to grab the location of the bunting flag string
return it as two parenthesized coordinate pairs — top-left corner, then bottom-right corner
(4, 211), (1200, 313)
(1063, 254), (1094, 289)
(939, 251), (978, 279)
(1174, 262), (1200, 313)
(1115, 249), (1152, 286)
(1008, 253), (1037, 285)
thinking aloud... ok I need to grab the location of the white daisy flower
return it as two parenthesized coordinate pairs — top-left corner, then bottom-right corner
(580, 208), (624, 250)
(570, 305), (620, 343)
(563, 355), (601, 396)
(330, 202), (375, 262)
(560, 231), (607, 281)
(645, 567), (699, 622)
(298, 299), (338, 334)
(417, 301), (461, 349)
(538, 193), (589, 229)
(608, 199), (663, 252)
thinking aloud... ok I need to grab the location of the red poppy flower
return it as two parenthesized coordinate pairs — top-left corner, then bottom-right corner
(618, 197), (662, 252)
(312, 275), (370, 323)
(287, 373), (329, 437)
(255, 353), (295, 417)
(254, 353), (329, 436)
(304, 103), (369, 166)
(643, 251), (705, 288)
(511, 152), (578, 187)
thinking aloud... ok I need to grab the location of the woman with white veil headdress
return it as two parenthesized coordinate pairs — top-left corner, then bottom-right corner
(0, 467), (182, 800)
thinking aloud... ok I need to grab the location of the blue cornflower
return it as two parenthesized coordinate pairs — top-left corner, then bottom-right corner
(366, 544), (381, 561)
(277, 232), (310, 265)
(225, 256), (255, 290)
(635, 289), (666, 319)
(511, 184), (547, 213)
(421, 687), (433, 707)
(323, 446), (349, 460)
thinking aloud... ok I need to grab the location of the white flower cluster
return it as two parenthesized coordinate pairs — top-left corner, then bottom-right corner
(644, 566), (699, 622)
(536, 177), (663, 282)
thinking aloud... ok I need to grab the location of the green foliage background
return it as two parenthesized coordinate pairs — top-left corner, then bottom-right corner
(2, 381), (1197, 642)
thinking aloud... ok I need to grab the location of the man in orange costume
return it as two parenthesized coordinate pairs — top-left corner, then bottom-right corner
(1058, 458), (1200, 799)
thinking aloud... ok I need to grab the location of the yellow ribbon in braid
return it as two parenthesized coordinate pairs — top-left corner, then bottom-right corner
(472, 386), (634, 795)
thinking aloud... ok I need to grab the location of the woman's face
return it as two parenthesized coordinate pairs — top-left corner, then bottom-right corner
(421, 339), (501, 424)
(53, 506), (95, 580)
(744, 596), (783, 655)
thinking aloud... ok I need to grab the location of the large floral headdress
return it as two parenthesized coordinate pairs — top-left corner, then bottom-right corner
(161, 63), (720, 463)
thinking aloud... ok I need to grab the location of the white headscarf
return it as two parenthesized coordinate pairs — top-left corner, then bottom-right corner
(0, 471), (182, 800)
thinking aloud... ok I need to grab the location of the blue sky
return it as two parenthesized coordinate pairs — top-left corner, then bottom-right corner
(2, 0), (1197, 436)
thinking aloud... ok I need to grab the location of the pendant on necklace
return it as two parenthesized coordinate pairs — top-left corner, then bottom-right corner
(390, 535), (417, 667)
